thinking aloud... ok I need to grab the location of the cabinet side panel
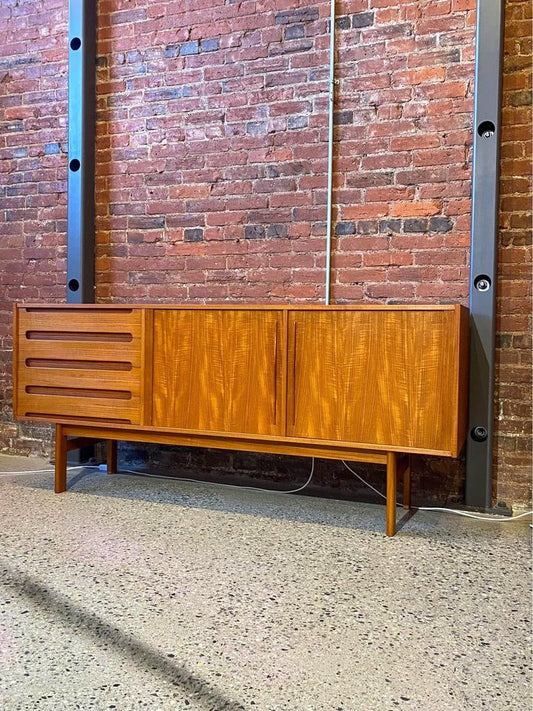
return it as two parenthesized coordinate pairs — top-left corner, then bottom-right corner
(288, 310), (458, 453)
(152, 309), (284, 436)
(13, 304), (19, 419)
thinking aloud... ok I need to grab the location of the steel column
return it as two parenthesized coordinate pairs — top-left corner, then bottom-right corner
(67, 0), (96, 303)
(465, 0), (505, 508)
(66, 0), (97, 464)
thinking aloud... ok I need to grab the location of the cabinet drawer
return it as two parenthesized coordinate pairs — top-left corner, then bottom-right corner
(15, 307), (143, 425)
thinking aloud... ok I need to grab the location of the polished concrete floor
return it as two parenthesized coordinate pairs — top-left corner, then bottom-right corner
(0, 454), (531, 710)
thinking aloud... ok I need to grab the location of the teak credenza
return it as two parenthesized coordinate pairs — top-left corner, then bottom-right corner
(13, 303), (469, 536)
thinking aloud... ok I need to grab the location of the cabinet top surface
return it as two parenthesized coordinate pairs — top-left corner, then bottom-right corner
(16, 303), (465, 312)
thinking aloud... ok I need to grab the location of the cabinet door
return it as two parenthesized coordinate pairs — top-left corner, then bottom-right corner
(287, 310), (458, 453)
(152, 310), (284, 436)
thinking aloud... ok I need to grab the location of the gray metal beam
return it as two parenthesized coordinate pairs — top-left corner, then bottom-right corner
(66, 1), (97, 464)
(466, 0), (505, 508)
(67, 0), (96, 303)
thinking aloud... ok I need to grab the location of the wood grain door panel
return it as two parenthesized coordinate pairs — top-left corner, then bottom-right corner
(287, 310), (458, 452)
(152, 310), (285, 436)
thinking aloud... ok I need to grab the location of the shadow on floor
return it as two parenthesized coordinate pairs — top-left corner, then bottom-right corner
(17, 467), (409, 535)
(0, 560), (245, 711)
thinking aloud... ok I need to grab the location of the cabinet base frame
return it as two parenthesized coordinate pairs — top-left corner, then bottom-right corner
(54, 423), (412, 537)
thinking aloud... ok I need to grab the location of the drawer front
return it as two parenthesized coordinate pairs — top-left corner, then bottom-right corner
(15, 307), (143, 425)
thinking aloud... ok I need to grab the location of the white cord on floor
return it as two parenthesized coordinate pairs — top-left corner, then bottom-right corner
(341, 460), (533, 523)
(120, 458), (316, 495)
(0, 462), (315, 493)
(0, 465), (101, 475)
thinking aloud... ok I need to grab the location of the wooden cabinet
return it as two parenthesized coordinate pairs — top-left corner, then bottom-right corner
(13, 303), (469, 536)
(152, 309), (285, 436)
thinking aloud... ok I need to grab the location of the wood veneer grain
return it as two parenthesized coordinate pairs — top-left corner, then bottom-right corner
(287, 309), (460, 453)
(152, 309), (285, 437)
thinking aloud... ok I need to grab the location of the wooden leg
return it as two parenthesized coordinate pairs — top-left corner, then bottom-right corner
(54, 423), (67, 493)
(107, 440), (117, 474)
(386, 452), (397, 537)
(403, 454), (411, 510)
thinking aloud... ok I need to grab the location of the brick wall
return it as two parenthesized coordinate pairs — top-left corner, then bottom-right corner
(0, 0), (68, 455)
(0, 0), (530, 506)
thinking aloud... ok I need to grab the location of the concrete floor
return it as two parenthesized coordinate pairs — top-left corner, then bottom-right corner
(0, 454), (531, 711)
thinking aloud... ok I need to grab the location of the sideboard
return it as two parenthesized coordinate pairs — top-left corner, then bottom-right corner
(13, 303), (469, 536)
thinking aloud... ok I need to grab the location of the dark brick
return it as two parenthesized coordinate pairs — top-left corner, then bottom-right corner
(275, 8), (319, 25)
(403, 218), (428, 233)
(146, 87), (184, 101)
(181, 41), (199, 56)
(126, 51), (142, 64)
(334, 111), (353, 125)
(1, 120), (23, 133)
(509, 90), (531, 107)
(163, 44), (180, 58)
(128, 216), (165, 229)
(267, 224), (288, 238)
(309, 68), (328, 82)
(201, 38), (219, 53)
(429, 216), (453, 232)
(0, 55), (37, 69)
(335, 16), (351, 30)
(247, 121), (267, 136)
(288, 115), (308, 130)
(44, 143), (60, 155)
(13, 147), (28, 158)
(245, 225), (266, 239)
(379, 219), (402, 233)
(351, 12), (374, 28)
(496, 334), (513, 349)
(335, 221), (356, 236)
(284, 24), (305, 40)
(184, 228), (204, 242)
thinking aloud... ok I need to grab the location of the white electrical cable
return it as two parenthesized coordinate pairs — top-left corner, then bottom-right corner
(0, 465), (101, 476)
(0, 461), (315, 494)
(119, 457), (315, 496)
(324, 0), (336, 305)
(416, 506), (533, 522)
(341, 460), (386, 500)
(341, 460), (533, 523)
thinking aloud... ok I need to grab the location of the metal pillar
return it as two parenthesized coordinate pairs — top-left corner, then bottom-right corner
(66, 1), (97, 465)
(465, 0), (505, 508)
(67, 0), (96, 303)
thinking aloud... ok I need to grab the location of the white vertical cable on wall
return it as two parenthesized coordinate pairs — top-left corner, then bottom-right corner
(324, 0), (336, 305)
